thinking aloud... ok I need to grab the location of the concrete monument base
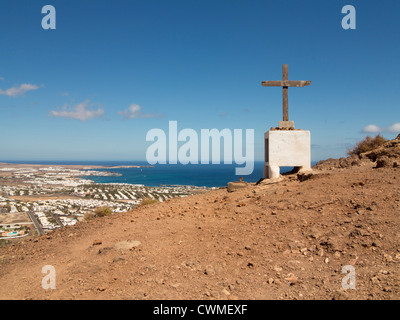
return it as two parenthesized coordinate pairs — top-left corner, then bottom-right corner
(278, 121), (295, 129)
(263, 130), (311, 179)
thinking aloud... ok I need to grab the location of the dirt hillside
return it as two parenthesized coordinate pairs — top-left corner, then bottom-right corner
(0, 138), (400, 300)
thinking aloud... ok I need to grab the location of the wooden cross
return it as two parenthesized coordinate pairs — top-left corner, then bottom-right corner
(262, 64), (311, 122)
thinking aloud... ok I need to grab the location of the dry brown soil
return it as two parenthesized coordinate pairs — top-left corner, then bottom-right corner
(0, 162), (399, 300)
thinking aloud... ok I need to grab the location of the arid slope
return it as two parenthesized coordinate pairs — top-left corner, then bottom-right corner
(0, 157), (399, 300)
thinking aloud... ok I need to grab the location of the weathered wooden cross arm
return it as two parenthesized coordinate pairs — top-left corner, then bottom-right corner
(261, 80), (311, 87)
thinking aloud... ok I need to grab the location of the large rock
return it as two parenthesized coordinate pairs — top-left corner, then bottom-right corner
(361, 138), (400, 162)
(313, 156), (361, 170)
(297, 170), (327, 182)
(376, 156), (392, 168)
(227, 181), (248, 192)
(257, 176), (283, 185)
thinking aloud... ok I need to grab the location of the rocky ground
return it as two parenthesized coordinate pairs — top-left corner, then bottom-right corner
(0, 137), (399, 300)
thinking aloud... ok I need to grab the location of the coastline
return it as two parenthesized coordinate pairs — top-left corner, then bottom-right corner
(0, 160), (299, 188)
(0, 162), (209, 242)
(0, 162), (154, 170)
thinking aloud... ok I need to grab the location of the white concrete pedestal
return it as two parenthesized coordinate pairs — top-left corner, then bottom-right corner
(263, 130), (311, 179)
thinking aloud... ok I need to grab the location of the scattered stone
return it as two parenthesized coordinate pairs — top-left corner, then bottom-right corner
(113, 256), (125, 263)
(285, 274), (298, 285)
(222, 288), (230, 296)
(372, 240), (382, 248)
(370, 276), (380, 284)
(383, 254), (393, 262)
(204, 266), (216, 276)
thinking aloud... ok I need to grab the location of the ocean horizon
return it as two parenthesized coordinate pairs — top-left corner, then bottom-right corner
(0, 160), (319, 188)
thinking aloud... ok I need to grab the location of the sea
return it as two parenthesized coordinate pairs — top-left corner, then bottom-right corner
(1, 161), (318, 188)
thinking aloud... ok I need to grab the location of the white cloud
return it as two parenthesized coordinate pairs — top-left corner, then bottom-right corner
(388, 122), (400, 133)
(118, 104), (163, 119)
(118, 104), (141, 118)
(0, 83), (40, 97)
(362, 122), (400, 134)
(50, 100), (104, 121)
(362, 124), (382, 133)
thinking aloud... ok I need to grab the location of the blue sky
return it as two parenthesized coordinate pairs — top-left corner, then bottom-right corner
(0, 0), (399, 162)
